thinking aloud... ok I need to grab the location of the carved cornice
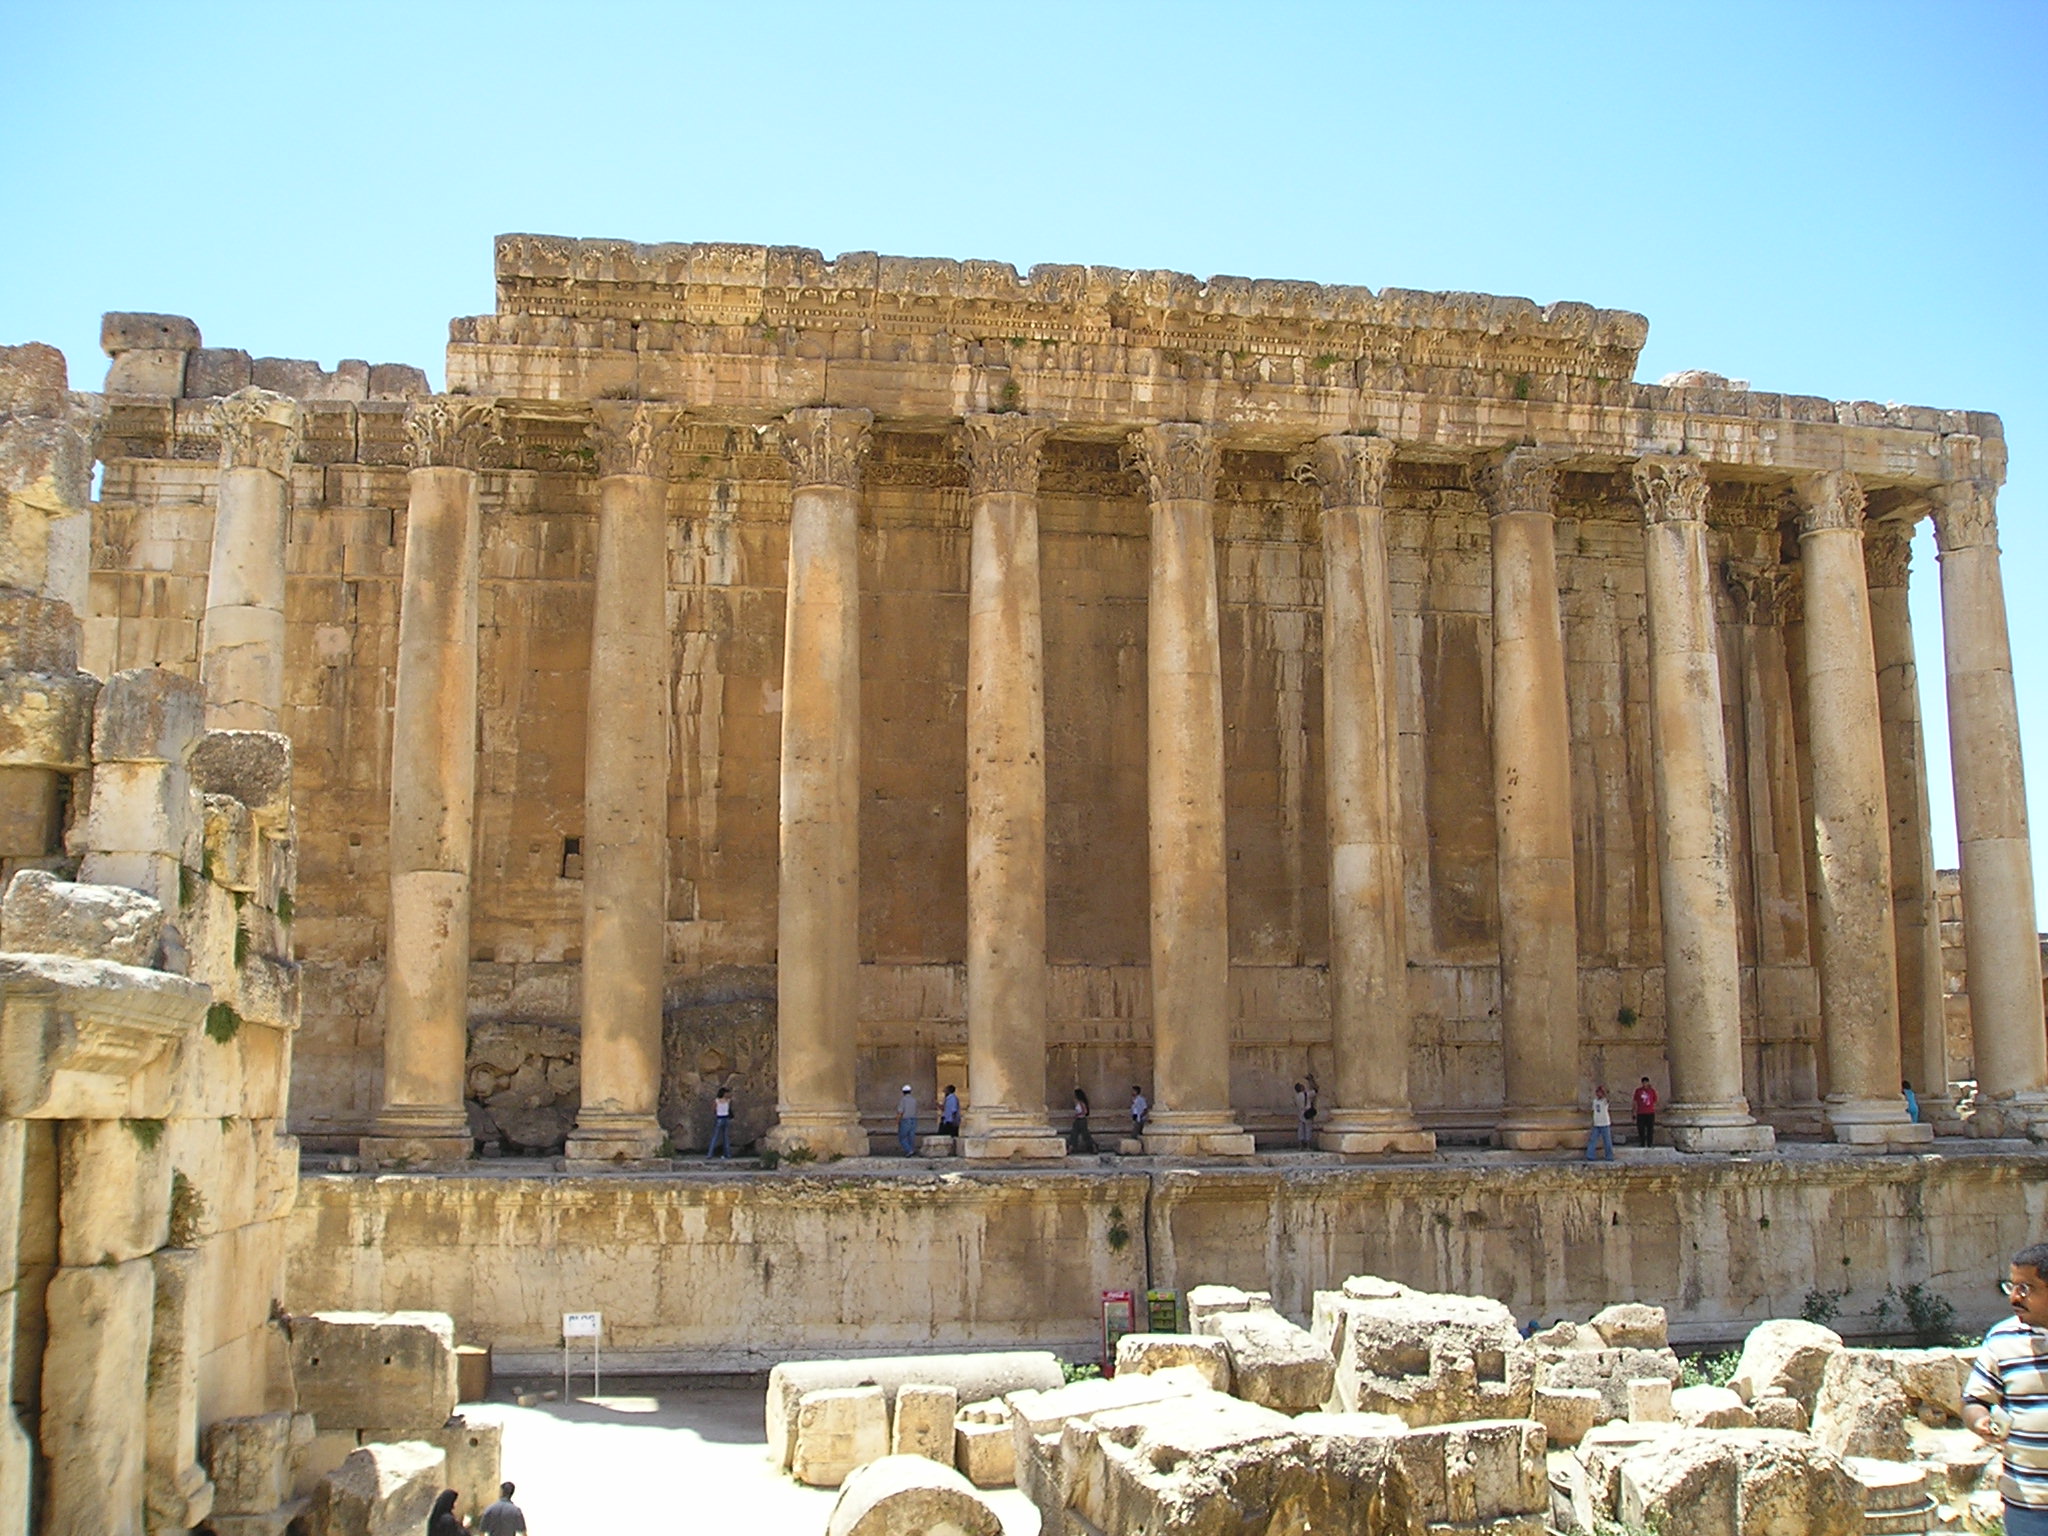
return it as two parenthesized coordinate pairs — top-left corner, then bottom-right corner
(211, 387), (300, 477)
(592, 401), (685, 480)
(1794, 470), (1865, 536)
(1125, 422), (1221, 503)
(1304, 434), (1396, 511)
(1631, 455), (1710, 526)
(1862, 520), (1914, 589)
(956, 413), (1053, 498)
(1722, 558), (1797, 625)
(404, 396), (503, 470)
(1932, 475), (1999, 555)
(778, 407), (873, 490)
(1475, 446), (1564, 518)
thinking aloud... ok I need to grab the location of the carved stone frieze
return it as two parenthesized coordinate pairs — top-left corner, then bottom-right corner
(1631, 455), (1710, 526)
(1304, 434), (1396, 511)
(1862, 519), (1914, 589)
(778, 407), (873, 490)
(211, 387), (300, 477)
(1125, 422), (1221, 503)
(1932, 478), (1999, 554)
(1722, 558), (1797, 625)
(592, 401), (685, 480)
(1794, 470), (1865, 536)
(1038, 440), (1143, 499)
(956, 414), (1053, 498)
(1475, 446), (1564, 517)
(404, 396), (503, 471)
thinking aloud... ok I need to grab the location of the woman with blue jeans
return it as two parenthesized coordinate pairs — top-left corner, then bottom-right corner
(1586, 1085), (1615, 1161)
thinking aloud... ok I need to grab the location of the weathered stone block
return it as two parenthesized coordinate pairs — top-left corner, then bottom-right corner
(290, 1312), (458, 1431)
(1210, 1305), (1336, 1413)
(0, 672), (96, 770)
(952, 1403), (1013, 1489)
(1729, 1317), (1843, 1416)
(2, 867), (163, 965)
(146, 1246), (213, 1532)
(1314, 1277), (1534, 1425)
(95, 668), (205, 765)
(103, 313), (201, 355)
(1384, 1418), (1547, 1527)
(205, 794), (258, 892)
(1186, 1283), (1272, 1329)
(59, 1116), (171, 1264)
(188, 730), (293, 830)
(889, 1382), (956, 1462)
(366, 364), (430, 401)
(1672, 1383), (1755, 1428)
(302, 1439), (444, 1536)
(40, 1258), (154, 1536)
(1810, 1350), (1916, 1459)
(0, 589), (81, 673)
(1537, 1344), (1681, 1423)
(204, 1410), (298, 1515)
(826, 1452), (1002, 1536)
(1113, 1331), (1231, 1391)
(792, 1385), (890, 1488)
(1749, 1390), (1807, 1431)
(1533, 1384), (1603, 1446)
(356, 1418), (499, 1524)
(765, 1352), (1063, 1471)
(184, 347), (254, 398)
(1005, 1365), (1213, 1517)
(1591, 1301), (1669, 1349)
(1609, 1427), (1860, 1536)
(1628, 1376), (1674, 1423)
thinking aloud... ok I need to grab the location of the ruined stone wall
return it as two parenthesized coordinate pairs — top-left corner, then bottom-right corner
(285, 1152), (2041, 1372)
(81, 391), (1834, 1148)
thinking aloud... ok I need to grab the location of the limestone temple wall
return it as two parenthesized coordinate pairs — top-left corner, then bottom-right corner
(52, 234), (2048, 1161)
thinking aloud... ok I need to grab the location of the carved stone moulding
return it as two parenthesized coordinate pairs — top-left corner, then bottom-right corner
(777, 406), (873, 490)
(1794, 470), (1866, 537)
(956, 413), (1053, 498)
(591, 400), (685, 480)
(404, 396), (504, 471)
(1303, 434), (1397, 512)
(1125, 421), (1222, 503)
(1475, 445), (1564, 518)
(211, 387), (301, 476)
(1631, 455), (1711, 526)
(1862, 519), (1915, 589)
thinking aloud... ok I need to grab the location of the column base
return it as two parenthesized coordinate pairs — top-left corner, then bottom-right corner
(959, 1107), (1067, 1160)
(1315, 1111), (1436, 1156)
(1968, 1093), (2048, 1141)
(1825, 1095), (1936, 1148)
(1664, 1121), (1777, 1154)
(762, 1114), (872, 1161)
(1494, 1108), (1584, 1151)
(361, 1106), (473, 1169)
(1141, 1111), (1255, 1158)
(564, 1111), (667, 1167)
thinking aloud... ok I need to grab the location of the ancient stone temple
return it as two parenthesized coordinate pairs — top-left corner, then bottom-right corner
(68, 234), (2047, 1168)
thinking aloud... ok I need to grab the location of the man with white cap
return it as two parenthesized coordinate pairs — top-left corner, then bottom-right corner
(896, 1083), (918, 1156)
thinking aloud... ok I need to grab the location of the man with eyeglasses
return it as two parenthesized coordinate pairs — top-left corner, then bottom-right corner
(1965, 1241), (2048, 1535)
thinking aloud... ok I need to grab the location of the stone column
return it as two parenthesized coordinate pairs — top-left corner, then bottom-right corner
(764, 408), (873, 1160)
(1931, 443), (2048, 1139)
(363, 397), (499, 1167)
(1632, 457), (1774, 1152)
(1795, 471), (1930, 1146)
(1309, 435), (1433, 1155)
(956, 414), (1066, 1160)
(201, 388), (299, 732)
(1865, 518), (1959, 1130)
(1128, 423), (1253, 1156)
(566, 404), (680, 1165)
(1480, 449), (1582, 1149)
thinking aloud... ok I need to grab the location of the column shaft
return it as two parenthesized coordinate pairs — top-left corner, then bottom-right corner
(766, 409), (872, 1159)
(1865, 520), (1957, 1128)
(1312, 436), (1431, 1154)
(1933, 454), (2048, 1137)
(1485, 451), (1581, 1148)
(365, 398), (496, 1165)
(1796, 472), (1929, 1145)
(1634, 458), (1772, 1151)
(959, 416), (1064, 1159)
(1130, 424), (1252, 1156)
(202, 388), (298, 731)
(569, 408), (677, 1162)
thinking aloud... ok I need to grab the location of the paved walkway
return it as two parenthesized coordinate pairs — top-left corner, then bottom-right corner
(459, 1381), (1040, 1534)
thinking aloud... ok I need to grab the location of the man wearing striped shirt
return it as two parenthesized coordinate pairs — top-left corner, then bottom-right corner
(1966, 1241), (2048, 1535)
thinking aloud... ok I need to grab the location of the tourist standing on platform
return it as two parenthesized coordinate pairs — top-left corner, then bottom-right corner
(1966, 1242), (2048, 1535)
(1586, 1086), (1615, 1161)
(478, 1482), (528, 1535)
(706, 1085), (734, 1159)
(1071, 1087), (1094, 1153)
(1904, 1080), (1922, 1122)
(1130, 1086), (1149, 1137)
(1633, 1078), (1658, 1147)
(897, 1084), (918, 1155)
(939, 1084), (960, 1138)
(1294, 1076), (1319, 1147)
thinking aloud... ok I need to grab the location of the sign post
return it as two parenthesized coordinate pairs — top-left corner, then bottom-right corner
(562, 1310), (602, 1401)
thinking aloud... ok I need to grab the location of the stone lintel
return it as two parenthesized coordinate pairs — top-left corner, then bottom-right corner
(0, 953), (206, 1119)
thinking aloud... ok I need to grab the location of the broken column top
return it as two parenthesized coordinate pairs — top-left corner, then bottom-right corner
(98, 310), (429, 403)
(101, 313), (202, 354)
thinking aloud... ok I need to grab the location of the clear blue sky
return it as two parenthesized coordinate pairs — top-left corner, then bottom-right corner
(5, 0), (2045, 905)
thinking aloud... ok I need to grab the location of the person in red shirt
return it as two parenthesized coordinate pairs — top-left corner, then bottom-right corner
(1633, 1077), (1659, 1148)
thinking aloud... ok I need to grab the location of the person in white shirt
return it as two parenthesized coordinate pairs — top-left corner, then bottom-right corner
(1130, 1086), (1149, 1137)
(1585, 1085), (1614, 1162)
(706, 1085), (734, 1159)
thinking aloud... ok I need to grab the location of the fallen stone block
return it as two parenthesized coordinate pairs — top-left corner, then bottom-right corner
(203, 1410), (298, 1515)
(289, 1312), (457, 1432)
(1536, 1344), (1681, 1423)
(1728, 1317), (1843, 1416)
(1811, 1349), (1918, 1459)
(890, 1383), (956, 1463)
(1, 867), (163, 965)
(1006, 1364), (1212, 1516)
(1382, 1418), (1548, 1530)
(1114, 1331), (1231, 1392)
(953, 1398), (1014, 1489)
(793, 1385), (890, 1488)
(1314, 1276), (1534, 1425)
(1749, 1390), (1807, 1431)
(1186, 1283), (1274, 1330)
(766, 1351), (1063, 1471)
(302, 1440), (445, 1536)
(188, 730), (294, 830)
(1847, 1456), (1937, 1536)
(1611, 1427), (1860, 1536)
(0, 671), (96, 770)
(1533, 1385), (1603, 1447)
(827, 1452), (1002, 1536)
(1628, 1377), (1674, 1423)
(1208, 1306), (1334, 1413)
(1671, 1383), (1753, 1429)
(95, 667), (204, 764)
(357, 1418), (499, 1524)
(1590, 1302), (1668, 1349)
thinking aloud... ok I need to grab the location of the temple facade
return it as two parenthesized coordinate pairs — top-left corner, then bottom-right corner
(67, 234), (2048, 1160)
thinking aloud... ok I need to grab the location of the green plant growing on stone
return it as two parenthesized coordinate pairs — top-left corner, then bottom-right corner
(1106, 1205), (1131, 1252)
(205, 1002), (241, 1044)
(1616, 1006), (1638, 1028)
(1513, 373), (1533, 400)
(168, 1169), (207, 1247)
(219, 1115), (237, 1133)
(1679, 1349), (1740, 1389)
(1873, 1282), (1959, 1346)
(178, 863), (198, 907)
(1061, 1360), (1102, 1385)
(125, 1117), (165, 1150)
(784, 1145), (817, 1166)
(275, 889), (293, 925)
(234, 923), (252, 968)
(996, 379), (1022, 413)
(758, 1148), (782, 1170)
(1801, 1286), (1846, 1325)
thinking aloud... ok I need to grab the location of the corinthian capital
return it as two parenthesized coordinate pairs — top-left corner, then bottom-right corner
(1932, 477), (1998, 554)
(1793, 471), (1865, 536)
(1862, 519), (1914, 589)
(1125, 422), (1221, 503)
(956, 413), (1053, 497)
(1631, 455), (1710, 526)
(404, 396), (502, 470)
(1306, 434), (1396, 511)
(1722, 558), (1796, 625)
(1475, 446), (1564, 518)
(592, 401), (684, 480)
(212, 387), (300, 477)
(778, 407), (873, 490)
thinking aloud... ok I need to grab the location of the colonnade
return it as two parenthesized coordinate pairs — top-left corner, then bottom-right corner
(344, 397), (2048, 1161)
